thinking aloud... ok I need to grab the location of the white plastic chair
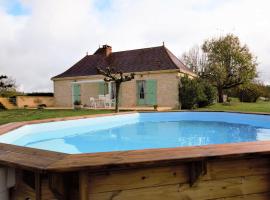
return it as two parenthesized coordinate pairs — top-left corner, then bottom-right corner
(110, 99), (116, 108)
(103, 94), (112, 108)
(89, 97), (97, 108)
(98, 95), (106, 108)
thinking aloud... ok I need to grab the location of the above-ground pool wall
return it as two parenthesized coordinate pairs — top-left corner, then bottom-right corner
(10, 170), (79, 200)
(87, 156), (270, 200)
(0, 168), (15, 200)
(10, 155), (270, 200)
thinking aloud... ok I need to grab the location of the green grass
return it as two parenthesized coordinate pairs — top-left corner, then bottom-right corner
(1, 100), (269, 126)
(0, 109), (113, 125)
(197, 99), (270, 113)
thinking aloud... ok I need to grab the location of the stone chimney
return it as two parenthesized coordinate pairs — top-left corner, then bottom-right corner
(94, 44), (112, 56)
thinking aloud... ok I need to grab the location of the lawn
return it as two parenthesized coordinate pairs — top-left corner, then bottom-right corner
(0, 109), (113, 125)
(197, 99), (270, 113)
(1, 100), (269, 126)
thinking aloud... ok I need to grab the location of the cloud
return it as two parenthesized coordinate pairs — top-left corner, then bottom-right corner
(0, 0), (269, 92)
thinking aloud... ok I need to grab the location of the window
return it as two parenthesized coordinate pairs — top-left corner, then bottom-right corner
(138, 80), (146, 99)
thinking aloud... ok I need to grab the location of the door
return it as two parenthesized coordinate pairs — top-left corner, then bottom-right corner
(72, 83), (81, 103)
(137, 80), (146, 105)
(136, 80), (157, 106)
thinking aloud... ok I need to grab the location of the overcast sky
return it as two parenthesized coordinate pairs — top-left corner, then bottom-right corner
(0, 0), (269, 92)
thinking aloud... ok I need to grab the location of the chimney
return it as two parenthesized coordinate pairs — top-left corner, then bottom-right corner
(94, 44), (112, 56)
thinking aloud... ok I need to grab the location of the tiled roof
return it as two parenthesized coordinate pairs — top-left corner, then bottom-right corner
(52, 45), (194, 79)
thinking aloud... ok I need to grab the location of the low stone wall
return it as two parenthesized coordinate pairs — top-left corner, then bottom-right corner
(0, 97), (16, 109)
(16, 96), (54, 108)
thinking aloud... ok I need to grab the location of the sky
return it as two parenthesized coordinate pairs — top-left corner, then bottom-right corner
(0, 0), (269, 92)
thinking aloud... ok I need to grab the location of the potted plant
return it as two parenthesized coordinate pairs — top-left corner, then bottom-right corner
(153, 104), (158, 111)
(73, 100), (82, 109)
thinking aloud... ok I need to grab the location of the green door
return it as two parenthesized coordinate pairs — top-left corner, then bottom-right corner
(137, 80), (157, 106)
(137, 80), (146, 105)
(146, 80), (157, 105)
(72, 83), (81, 103)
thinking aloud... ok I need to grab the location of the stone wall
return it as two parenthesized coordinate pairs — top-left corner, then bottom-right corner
(16, 96), (54, 108)
(54, 79), (72, 107)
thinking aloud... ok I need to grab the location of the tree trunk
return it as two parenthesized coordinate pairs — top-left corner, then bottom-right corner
(115, 82), (121, 113)
(218, 88), (224, 103)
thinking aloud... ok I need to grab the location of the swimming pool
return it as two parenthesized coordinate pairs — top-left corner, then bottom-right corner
(1, 112), (270, 154)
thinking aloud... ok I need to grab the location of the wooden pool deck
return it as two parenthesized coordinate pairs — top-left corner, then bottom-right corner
(1, 111), (270, 200)
(1, 140), (270, 173)
(1, 111), (270, 172)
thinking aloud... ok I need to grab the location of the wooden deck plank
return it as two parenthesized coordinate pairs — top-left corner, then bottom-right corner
(88, 157), (270, 194)
(89, 174), (270, 200)
(0, 143), (66, 171)
(47, 141), (270, 172)
(214, 192), (270, 200)
(1, 140), (270, 172)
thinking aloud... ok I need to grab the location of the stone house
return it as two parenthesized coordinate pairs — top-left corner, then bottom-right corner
(51, 44), (196, 109)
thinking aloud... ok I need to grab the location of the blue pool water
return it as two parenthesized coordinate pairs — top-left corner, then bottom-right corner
(0, 112), (270, 154)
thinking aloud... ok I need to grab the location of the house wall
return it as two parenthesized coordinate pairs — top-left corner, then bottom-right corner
(120, 72), (180, 108)
(53, 71), (181, 108)
(54, 79), (73, 107)
(81, 83), (99, 106)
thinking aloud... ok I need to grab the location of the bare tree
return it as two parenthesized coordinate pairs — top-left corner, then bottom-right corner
(181, 45), (208, 74)
(97, 67), (135, 113)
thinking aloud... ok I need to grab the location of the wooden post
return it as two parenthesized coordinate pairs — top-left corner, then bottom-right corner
(35, 172), (41, 200)
(189, 160), (207, 187)
(79, 171), (89, 200)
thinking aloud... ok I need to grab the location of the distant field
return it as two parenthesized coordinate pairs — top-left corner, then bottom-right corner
(0, 109), (113, 125)
(197, 99), (270, 114)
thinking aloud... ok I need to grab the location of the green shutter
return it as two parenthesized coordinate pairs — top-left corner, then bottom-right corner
(73, 84), (81, 103)
(146, 80), (157, 105)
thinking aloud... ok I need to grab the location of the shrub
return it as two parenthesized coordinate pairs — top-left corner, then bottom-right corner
(198, 81), (217, 107)
(179, 76), (216, 109)
(238, 83), (263, 102)
(179, 76), (203, 109)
